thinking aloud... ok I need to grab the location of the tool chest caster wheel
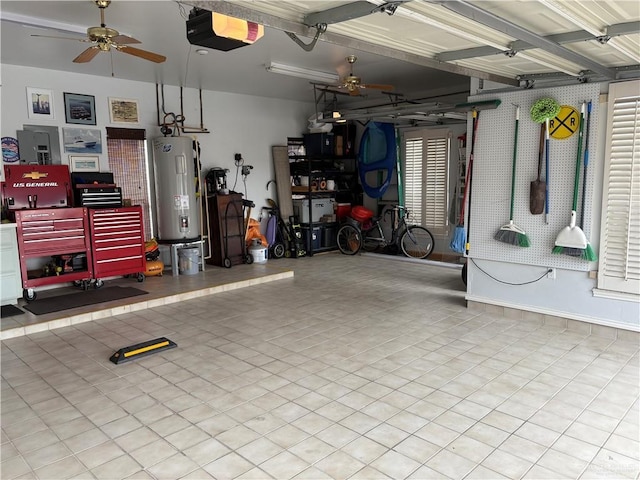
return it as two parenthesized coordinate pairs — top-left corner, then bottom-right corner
(137, 273), (145, 282)
(94, 279), (104, 289)
(23, 288), (36, 302)
(223, 257), (232, 268)
(245, 254), (253, 265)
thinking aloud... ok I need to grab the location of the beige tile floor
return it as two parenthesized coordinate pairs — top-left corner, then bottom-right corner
(1, 252), (639, 479)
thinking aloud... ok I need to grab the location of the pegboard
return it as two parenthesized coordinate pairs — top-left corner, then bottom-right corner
(466, 83), (600, 271)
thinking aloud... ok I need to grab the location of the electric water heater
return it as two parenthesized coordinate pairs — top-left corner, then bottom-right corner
(152, 137), (201, 242)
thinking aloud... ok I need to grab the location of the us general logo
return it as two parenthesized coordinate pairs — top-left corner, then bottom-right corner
(549, 105), (580, 140)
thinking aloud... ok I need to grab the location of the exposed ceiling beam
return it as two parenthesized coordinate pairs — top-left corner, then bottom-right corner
(431, 0), (618, 79)
(319, 98), (501, 123)
(303, 1), (412, 27)
(437, 21), (640, 62)
(185, 1), (519, 86)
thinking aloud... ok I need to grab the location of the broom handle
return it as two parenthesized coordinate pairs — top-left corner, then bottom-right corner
(509, 106), (520, 221)
(545, 118), (550, 224)
(459, 110), (480, 224)
(465, 110), (479, 256)
(573, 102), (586, 211)
(580, 101), (592, 227)
(537, 123), (545, 181)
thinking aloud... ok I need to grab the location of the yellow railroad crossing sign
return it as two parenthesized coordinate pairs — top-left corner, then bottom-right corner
(549, 105), (580, 140)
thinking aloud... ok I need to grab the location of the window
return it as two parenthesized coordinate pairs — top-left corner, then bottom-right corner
(106, 128), (153, 240)
(403, 128), (450, 235)
(597, 80), (640, 297)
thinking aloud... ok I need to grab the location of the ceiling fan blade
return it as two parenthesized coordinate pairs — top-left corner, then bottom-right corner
(73, 46), (101, 63)
(31, 34), (89, 42)
(118, 45), (166, 63)
(111, 34), (141, 45)
(360, 83), (394, 91)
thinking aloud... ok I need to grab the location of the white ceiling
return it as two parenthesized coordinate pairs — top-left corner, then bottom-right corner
(1, 1), (638, 109)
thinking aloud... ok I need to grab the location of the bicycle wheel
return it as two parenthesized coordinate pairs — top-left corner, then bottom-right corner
(400, 226), (434, 259)
(362, 224), (384, 252)
(336, 224), (362, 255)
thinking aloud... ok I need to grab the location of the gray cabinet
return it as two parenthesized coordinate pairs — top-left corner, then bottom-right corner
(0, 224), (22, 306)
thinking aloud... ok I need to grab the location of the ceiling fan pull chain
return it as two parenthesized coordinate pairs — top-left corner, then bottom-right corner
(285, 24), (327, 52)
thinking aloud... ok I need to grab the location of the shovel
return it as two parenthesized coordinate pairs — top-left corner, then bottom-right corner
(529, 123), (546, 215)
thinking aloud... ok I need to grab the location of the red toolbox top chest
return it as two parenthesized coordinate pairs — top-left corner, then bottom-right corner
(2, 165), (72, 210)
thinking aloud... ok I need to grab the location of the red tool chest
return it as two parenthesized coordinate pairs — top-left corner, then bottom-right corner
(89, 206), (146, 283)
(3, 165), (73, 210)
(14, 207), (94, 301)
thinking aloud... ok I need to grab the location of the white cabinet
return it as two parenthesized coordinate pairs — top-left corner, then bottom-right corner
(0, 223), (22, 306)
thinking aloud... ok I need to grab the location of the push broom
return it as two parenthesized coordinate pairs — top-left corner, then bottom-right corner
(495, 105), (530, 247)
(552, 101), (597, 260)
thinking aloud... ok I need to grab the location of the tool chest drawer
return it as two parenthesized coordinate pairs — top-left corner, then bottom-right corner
(15, 208), (89, 256)
(89, 207), (145, 278)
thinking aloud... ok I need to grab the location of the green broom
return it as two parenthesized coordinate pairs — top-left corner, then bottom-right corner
(552, 102), (597, 260)
(495, 105), (530, 247)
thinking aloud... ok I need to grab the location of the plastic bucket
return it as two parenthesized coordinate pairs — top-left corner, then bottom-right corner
(178, 247), (199, 275)
(249, 243), (268, 264)
(336, 203), (351, 221)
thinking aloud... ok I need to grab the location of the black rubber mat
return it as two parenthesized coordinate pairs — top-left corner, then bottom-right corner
(1, 304), (25, 318)
(23, 286), (148, 315)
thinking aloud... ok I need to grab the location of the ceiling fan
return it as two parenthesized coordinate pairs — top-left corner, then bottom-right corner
(32, 0), (166, 64)
(333, 55), (394, 96)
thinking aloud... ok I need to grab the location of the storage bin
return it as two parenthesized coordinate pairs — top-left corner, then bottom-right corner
(303, 133), (335, 156)
(322, 224), (337, 248)
(293, 198), (335, 223)
(302, 226), (321, 251)
(178, 247), (199, 275)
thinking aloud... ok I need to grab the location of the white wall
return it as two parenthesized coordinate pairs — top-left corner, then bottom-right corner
(1, 64), (314, 218)
(465, 79), (639, 331)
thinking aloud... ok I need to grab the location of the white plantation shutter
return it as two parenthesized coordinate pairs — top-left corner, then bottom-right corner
(404, 137), (423, 224)
(403, 129), (450, 234)
(598, 80), (640, 296)
(424, 136), (449, 230)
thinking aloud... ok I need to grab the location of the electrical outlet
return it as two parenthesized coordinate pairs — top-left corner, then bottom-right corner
(547, 268), (556, 279)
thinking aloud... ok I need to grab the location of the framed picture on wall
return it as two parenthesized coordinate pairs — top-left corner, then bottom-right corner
(64, 93), (96, 125)
(26, 87), (55, 120)
(63, 127), (102, 154)
(108, 97), (139, 124)
(69, 155), (100, 172)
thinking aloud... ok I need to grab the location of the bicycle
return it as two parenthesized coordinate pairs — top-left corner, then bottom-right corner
(337, 205), (434, 258)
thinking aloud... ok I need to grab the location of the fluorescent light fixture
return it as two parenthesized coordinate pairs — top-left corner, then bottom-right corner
(266, 62), (339, 83)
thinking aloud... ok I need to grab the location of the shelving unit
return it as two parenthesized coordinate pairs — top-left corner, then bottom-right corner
(288, 124), (360, 256)
(454, 134), (467, 226)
